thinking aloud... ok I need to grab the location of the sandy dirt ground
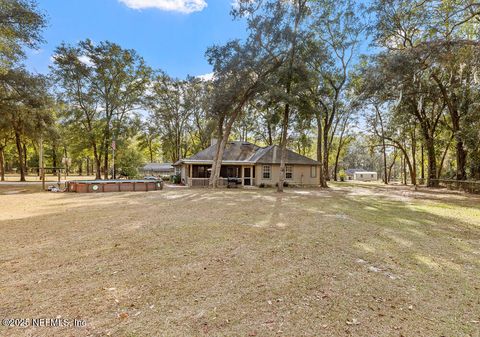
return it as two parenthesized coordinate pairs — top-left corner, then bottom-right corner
(0, 183), (479, 336)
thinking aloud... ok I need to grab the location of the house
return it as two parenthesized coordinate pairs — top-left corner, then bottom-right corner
(174, 141), (320, 187)
(354, 171), (378, 181)
(345, 169), (378, 182)
(345, 169), (358, 180)
(140, 163), (175, 177)
(353, 171), (378, 182)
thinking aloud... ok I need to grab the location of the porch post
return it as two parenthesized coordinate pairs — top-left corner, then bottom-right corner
(252, 165), (254, 186)
(241, 165), (244, 186)
(189, 164), (193, 187)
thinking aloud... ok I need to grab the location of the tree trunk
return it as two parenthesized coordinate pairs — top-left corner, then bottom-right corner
(410, 129), (417, 186)
(93, 142), (102, 180)
(0, 146), (5, 181)
(277, 103), (290, 193)
(52, 145), (57, 174)
(23, 143), (28, 174)
(103, 142), (109, 180)
(424, 136), (438, 187)
(421, 144), (424, 183)
(149, 141), (154, 163)
(376, 106), (388, 184)
(267, 119), (273, 146)
(455, 137), (467, 180)
(323, 126), (330, 181)
(209, 117), (225, 188)
(438, 133), (454, 179)
(387, 150), (397, 183)
(382, 141), (388, 184)
(210, 110), (241, 188)
(316, 114), (327, 188)
(15, 132), (26, 182)
(451, 107), (467, 180)
(86, 157), (91, 176)
(433, 74), (467, 180)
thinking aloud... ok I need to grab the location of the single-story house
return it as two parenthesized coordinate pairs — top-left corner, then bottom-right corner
(140, 163), (175, 177)
(354, 171), (378, 181)
(174, 141), (320, 187)
(345, 169), (363, 180)
(353, 171), (378, 182)
(345, 169), (378, 182)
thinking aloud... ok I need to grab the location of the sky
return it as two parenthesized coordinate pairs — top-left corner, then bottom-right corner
(25, 0), (248, 79)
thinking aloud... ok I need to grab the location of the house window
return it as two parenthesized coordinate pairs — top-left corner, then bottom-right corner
(263, 165), (271, 179)
(286, 165), (293, 179)
(311, 166), (317, 178)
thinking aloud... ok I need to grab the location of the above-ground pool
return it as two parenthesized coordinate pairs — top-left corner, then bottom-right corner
(67, 180), (163, 193)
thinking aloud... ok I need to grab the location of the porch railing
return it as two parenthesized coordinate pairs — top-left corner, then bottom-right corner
(188, 177), (254, 187)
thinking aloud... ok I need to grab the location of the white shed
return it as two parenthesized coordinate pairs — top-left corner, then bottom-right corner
(353, 171), (378, 182)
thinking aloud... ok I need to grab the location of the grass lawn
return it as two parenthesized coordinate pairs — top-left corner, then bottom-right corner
(0, 183), (479, 336)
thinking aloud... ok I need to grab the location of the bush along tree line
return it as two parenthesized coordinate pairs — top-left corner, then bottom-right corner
(1, 0), (479, 190)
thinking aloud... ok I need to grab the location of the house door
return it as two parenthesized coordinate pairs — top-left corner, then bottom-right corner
(244, 167), (251, 186)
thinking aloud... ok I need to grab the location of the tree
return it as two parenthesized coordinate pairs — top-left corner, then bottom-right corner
(116, 144), (144, 178)
(138, 120), (160, 163)
(207, 0), (309, 191)
(0, 0), (46, 72)
(148, 73), (192, 163)
(309, 0), (365, 183)
(0, 68), (53, 181)
(52, 39), (152, 179)
(206, 34), (284, 188)
(370, 0), (480, 183)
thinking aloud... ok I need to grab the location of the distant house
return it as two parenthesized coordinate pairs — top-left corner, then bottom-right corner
(345, 169), (378, 182)
(174, 141), (320, 187)
(140, 163), (175, 177)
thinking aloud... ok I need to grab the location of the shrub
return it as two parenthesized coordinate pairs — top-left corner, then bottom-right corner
(339, 169), (347, 182)
(116, 146), (144, 179)
(171, 174), (181, 184)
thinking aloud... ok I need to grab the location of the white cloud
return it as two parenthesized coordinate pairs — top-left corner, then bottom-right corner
(78, 55), (94, 67)
(196, 72), (214, 81)
(119, 0), (207, 14)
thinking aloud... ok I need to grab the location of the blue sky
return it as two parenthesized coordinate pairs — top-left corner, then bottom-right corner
(25, 0), (247, 79)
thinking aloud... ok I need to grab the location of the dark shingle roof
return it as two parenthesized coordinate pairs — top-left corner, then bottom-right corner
(190, 141), (260, 161)
(184, 141), (320, 165)
(142, 163), (174, 171)
(251, 145), (319, 165)
(346, 169), (374, 175)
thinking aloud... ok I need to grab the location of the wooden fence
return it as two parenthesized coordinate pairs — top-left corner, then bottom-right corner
(431, 179), (480, 194)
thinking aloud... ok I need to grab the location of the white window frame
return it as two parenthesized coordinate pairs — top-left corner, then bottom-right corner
(286, 165), (293, 180)
(310, 165), (317, 178)
(262, 165), (271, 179)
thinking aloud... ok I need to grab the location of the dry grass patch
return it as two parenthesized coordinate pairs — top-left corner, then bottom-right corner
(0, 183), (479, 336)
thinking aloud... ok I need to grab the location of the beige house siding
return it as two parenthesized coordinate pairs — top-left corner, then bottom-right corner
(353, 172), (377, 182)
(255, 164), (319, 186)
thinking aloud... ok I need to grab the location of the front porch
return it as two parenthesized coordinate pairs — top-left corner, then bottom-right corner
(184, 164), (255, 188)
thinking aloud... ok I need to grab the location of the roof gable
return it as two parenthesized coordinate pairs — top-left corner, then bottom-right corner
(189, 141), (260, 162)
(252, 145), (319, 165)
